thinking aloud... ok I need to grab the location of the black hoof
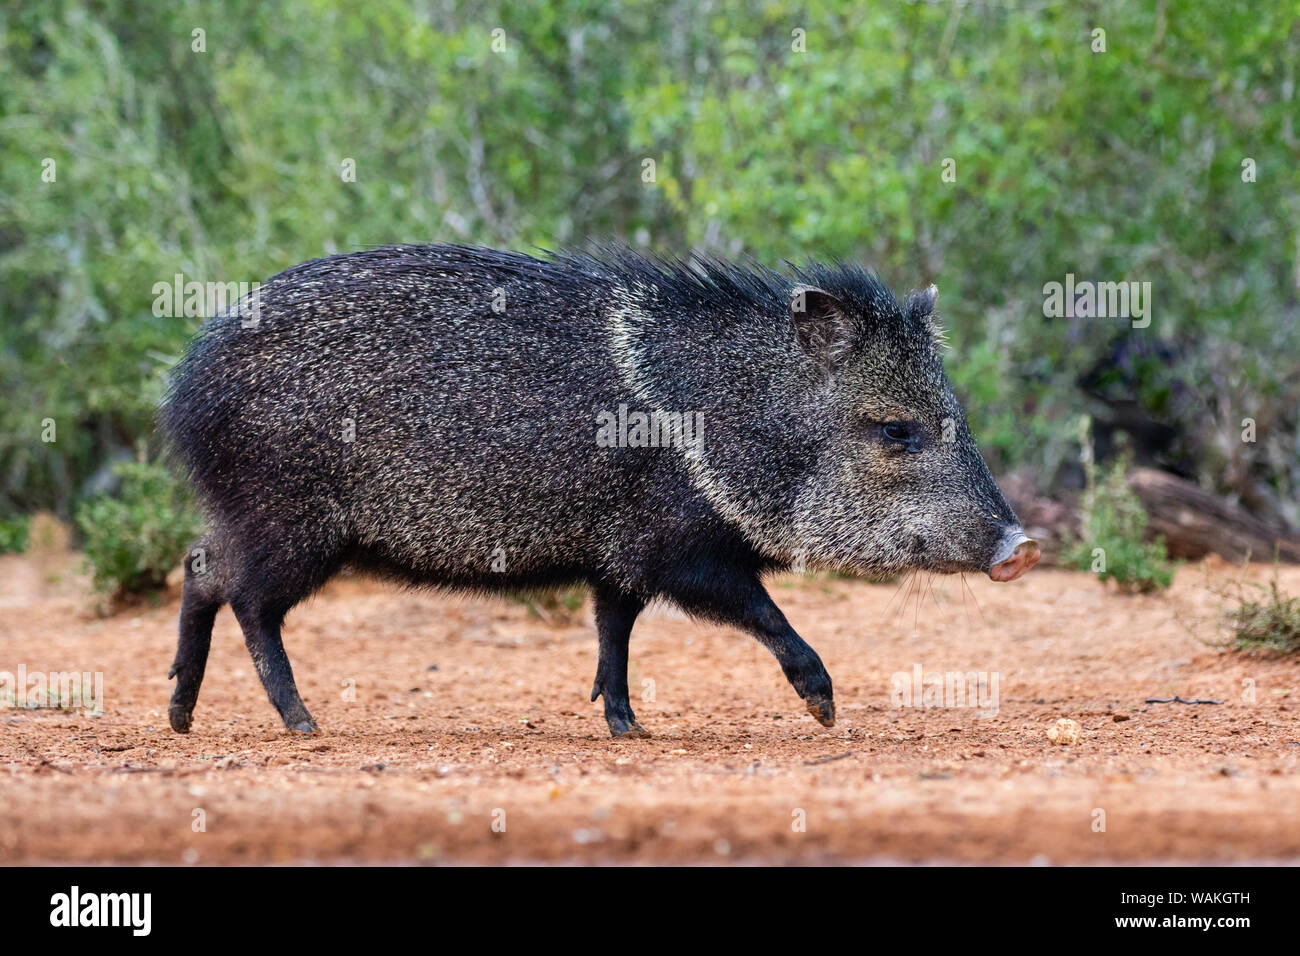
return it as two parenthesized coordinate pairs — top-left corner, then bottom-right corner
(285, 716), (319, 735)
(168, 705), (193, 734)
(606, 714), (651, 738)
(806, 698), (836, 728)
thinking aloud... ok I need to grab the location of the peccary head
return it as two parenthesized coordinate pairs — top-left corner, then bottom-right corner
(585, 250), (1038, 582)
(784, 274), (1039, 581)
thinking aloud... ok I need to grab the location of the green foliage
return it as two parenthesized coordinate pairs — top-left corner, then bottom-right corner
(2, 0), (1297, 534)
(514, 586), (588, 626)
(0, 515), (29, 554)
(628, 1), (1300, 518)
(74, 460), (203, 597)
(1227, 564), (1300, 655)
(1064, 426), (1175, 593)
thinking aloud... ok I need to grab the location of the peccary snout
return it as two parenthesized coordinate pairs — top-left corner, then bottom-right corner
(987, 528), (1041, 582)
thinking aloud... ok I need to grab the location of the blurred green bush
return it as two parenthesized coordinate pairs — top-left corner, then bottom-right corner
(0, 516), (29, 554)
(1228, 568), (1300, 654)
(75, 460), (203, 597)
(1063, 424), (1175, 593)
(2, 0), (1297, 537)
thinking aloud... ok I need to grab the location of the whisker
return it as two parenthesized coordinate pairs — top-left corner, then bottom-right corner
(925, 572), (945, 616)
(889, 571), (909, 626)
(890, 570), (916, 628)
(880, 569), (912, 622)
(912, 569), (923, 636)
(959, 570), (968, 629)
(960, 572), (988, 627)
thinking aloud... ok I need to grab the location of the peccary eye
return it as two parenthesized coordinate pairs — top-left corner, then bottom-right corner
(868, 419), (922, 453)
(858, 418), (921, 450)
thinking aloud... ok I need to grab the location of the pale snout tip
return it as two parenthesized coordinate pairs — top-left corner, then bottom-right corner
(988, 531), (1041, 583)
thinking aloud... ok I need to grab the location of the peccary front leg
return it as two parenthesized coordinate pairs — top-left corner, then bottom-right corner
(590, 588), (648, 738)
(667, 570), (836, 728)
(749, 593), (836, 728)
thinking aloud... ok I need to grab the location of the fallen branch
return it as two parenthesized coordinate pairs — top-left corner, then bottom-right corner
(803, 752), (853, 766)
(1143, 696), (1224, 705)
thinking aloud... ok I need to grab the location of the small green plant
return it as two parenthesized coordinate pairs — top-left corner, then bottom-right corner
(2, 689), (77, 711)
(75, 460), (204, 598)
(0, 515), (29, 554)
(1063, 420), (1174, 594)
(514, 586), (587, 626)
(1225, 562), (1300, 654)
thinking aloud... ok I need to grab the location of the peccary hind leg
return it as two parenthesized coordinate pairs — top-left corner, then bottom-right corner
(168, 553), (222, 733)
(230, 597), (318, 734)
(590, 588), (649, 738)
(668, 567), (836, 728)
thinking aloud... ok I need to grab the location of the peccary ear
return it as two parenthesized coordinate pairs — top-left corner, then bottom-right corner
(907, 283), (947, 349)
(909, 283), (938, 318)
(790, 285), (855, 371)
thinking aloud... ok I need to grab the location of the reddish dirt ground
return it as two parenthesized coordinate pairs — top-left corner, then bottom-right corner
(2, 542), (1298, 865)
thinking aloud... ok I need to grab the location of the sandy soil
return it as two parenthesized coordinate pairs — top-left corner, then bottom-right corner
(1, 543), (1298, 865)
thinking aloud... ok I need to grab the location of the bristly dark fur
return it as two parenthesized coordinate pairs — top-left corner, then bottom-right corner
(159, 241), (1021, 738)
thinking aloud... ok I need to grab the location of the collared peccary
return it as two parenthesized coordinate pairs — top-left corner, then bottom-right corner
(160, 243), (1039, 738)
